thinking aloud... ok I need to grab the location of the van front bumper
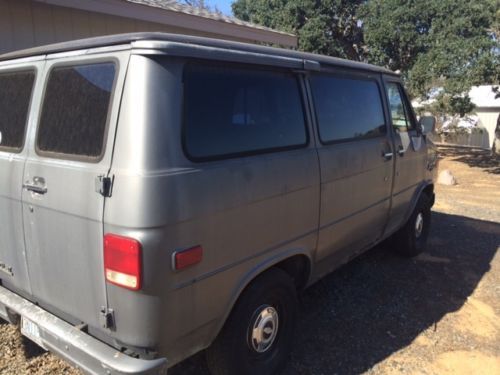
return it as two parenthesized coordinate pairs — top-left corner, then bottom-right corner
(0, 285), (167, 375)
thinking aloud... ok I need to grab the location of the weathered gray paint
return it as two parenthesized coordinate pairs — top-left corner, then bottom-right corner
(0, 286), (168, 374)
(20, 51), (130, 333)
(0, 34), (437, 374)
(0, 59), (45, 299)
(0, 33), (397, 77)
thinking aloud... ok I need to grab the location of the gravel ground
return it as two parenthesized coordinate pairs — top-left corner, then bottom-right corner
(1, 146), (499, 375)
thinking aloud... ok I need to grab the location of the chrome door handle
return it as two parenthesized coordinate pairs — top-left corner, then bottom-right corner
(23, 183), (47, 194)
(23, 177), (47, 194)
(382, 152), (393, 160)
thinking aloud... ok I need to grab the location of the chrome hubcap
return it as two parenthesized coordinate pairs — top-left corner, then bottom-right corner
(249, 305), (279, 353)
(415, 212), (424, 238)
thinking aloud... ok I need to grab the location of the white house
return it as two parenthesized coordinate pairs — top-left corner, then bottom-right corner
(469, 85), (500, 148)
(0, 0), (297, 55)
(412, 85), (500, 148)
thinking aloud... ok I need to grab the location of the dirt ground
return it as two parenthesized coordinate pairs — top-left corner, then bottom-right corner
(1, 146), (499, 375)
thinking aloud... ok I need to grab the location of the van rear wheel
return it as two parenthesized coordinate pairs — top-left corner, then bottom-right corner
(206, 268), (297, 375)
(392, 194), (431, 257)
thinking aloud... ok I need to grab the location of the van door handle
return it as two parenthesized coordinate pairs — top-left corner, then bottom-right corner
(23, 177), (47, 195)
(23, 183), (47, 194)
(382, 151), (393, 160)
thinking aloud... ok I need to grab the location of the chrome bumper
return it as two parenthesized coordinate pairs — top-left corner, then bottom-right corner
(0, 285), (167, 375)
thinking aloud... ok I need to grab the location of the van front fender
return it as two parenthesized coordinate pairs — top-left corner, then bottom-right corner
(402, 180), (435, 225)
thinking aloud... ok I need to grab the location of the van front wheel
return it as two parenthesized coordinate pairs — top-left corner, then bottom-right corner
(393, 194), (432, 257)
(206, 268), (297, 375)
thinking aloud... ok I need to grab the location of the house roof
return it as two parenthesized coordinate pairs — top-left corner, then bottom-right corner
(32, 0), (297, 47)
(469, 86), (500, 109)
(412, 85), (500, 109)
(124, 0), (294, 36)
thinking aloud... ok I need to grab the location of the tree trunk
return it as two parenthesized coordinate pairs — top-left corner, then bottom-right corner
(493, 113), (500, 155)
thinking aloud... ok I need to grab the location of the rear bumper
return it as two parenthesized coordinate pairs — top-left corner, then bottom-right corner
(0, 285), (167, 375)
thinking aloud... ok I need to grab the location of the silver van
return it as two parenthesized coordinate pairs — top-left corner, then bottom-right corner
(0, 33), (438, 375)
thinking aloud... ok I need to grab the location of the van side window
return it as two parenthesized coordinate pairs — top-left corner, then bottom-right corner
(0, 70), (35, 152)
(310, 75), (386, 143)
(386, 82), (415, 132)
(37, 63), (116, 159)
(183, 64), (307, 161)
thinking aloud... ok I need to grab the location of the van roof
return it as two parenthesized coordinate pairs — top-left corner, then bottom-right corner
(0, 32), (397, 76)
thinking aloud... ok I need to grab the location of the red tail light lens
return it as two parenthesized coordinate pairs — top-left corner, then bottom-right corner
(174, 246), (203, 270)
(104, 234), (142, 291)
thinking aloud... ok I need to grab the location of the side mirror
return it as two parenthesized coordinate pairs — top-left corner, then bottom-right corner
(419, 116), (436, 135)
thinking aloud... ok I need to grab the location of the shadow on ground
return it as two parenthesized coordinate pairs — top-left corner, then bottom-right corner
(170, 211), (499, 374)
(437, 146), (500, 174)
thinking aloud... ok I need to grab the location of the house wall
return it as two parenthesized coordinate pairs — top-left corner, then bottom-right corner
(0, 0), (252, 55)
(428, 108), (499, 149)
(476, 108), (500, 148)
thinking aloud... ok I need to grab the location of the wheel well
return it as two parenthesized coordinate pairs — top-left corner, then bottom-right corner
(215, 255), (311, 342)
(273, 255), (311, 290)
(422, 184), (435, 206)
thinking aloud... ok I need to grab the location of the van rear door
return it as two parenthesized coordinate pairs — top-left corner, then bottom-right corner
(0, 60), (43, 297)
(21, 51), (129, 329)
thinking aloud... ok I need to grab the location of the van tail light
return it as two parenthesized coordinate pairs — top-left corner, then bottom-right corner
(104, 234), (142, 291)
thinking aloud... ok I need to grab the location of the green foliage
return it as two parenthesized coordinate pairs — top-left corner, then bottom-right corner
(449, 96), (476, 118)
(232, 0), (499, 117)
(418, 92), (476, 120)
(493, 86), (500, 99)
(360, 0), (499, 99)
(232, 0), (365, 60)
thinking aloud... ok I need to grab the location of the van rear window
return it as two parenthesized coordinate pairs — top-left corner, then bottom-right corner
(0, 70), (35, 152)
(310, 75), (386, 143)
(37, 63), (116, 160)
(183, 64), (307, 161)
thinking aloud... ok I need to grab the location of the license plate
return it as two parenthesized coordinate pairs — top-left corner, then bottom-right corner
(21, 317), (47, 350)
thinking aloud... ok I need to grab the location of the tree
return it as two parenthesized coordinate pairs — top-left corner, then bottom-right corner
(360, 0), (499, 100)
(493, 87), (500, 155)
(232, 0), (365, 60)
(493, 113), (500, 155)
(232, 0), (499, 119)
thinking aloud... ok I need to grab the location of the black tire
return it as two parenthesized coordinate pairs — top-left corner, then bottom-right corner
(206, 268), (297, 375)
(392, 194), (432, 257)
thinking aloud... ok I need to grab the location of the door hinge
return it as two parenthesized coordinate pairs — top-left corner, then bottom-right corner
(99, 307), (115, 330)
(0, 262), (13, 276)
(95, 175), (114, 197)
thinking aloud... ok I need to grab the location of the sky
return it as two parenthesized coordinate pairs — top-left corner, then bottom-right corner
(210, 0), (233, 16)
